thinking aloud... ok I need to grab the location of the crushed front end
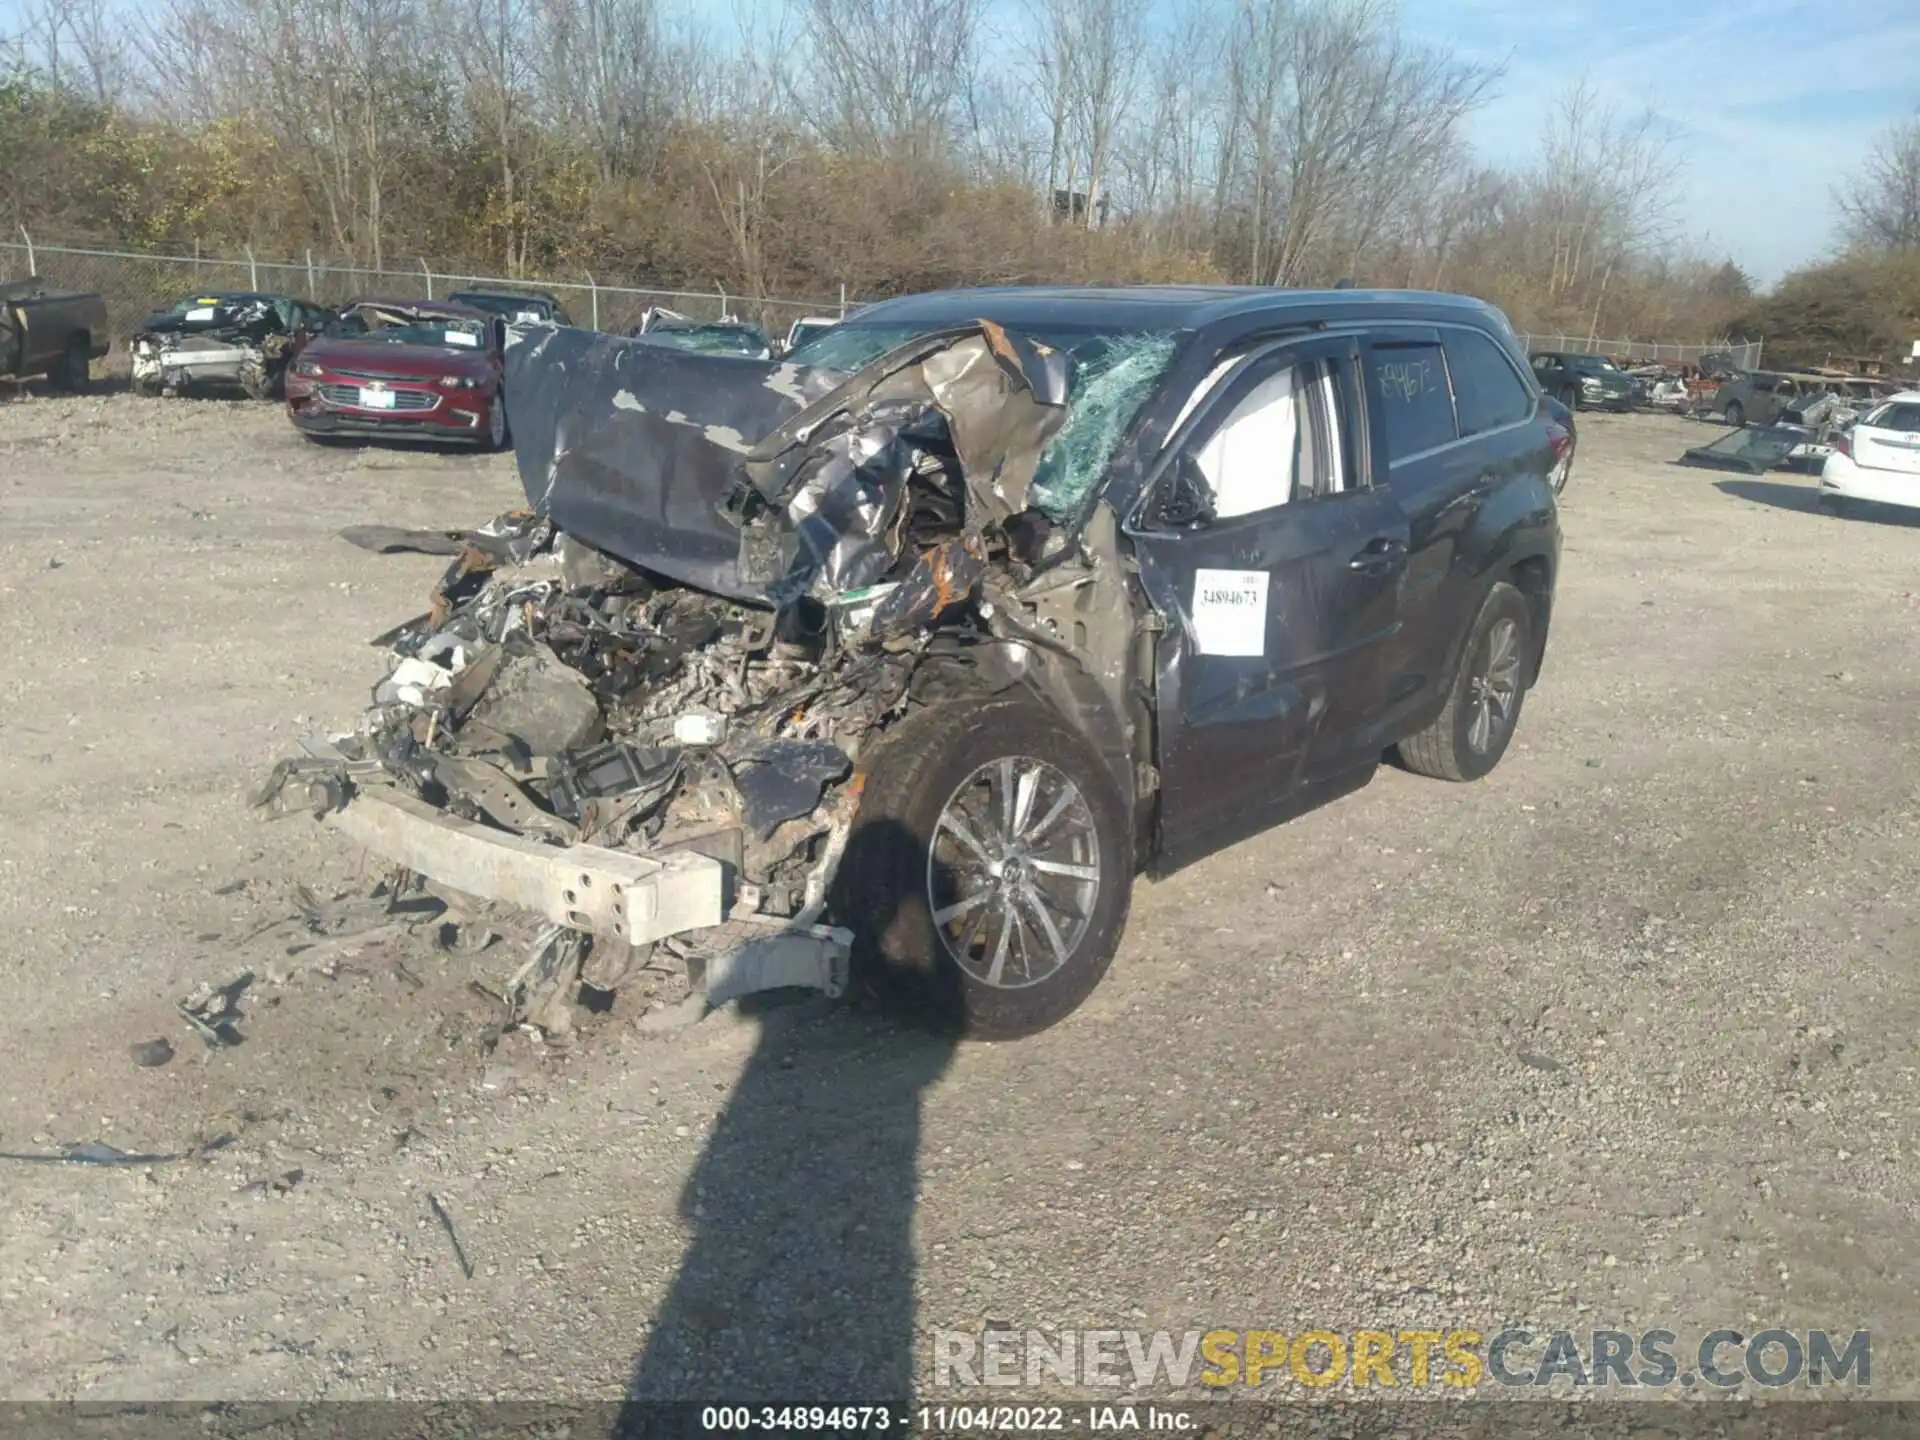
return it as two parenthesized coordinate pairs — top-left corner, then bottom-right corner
(259, 319), (1177, 1033)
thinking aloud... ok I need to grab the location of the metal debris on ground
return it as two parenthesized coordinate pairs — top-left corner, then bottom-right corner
(0, 1134), (235, 1166)
(428, 1192), (476, 1278)
(237, 1167), (305, 1197)
(177, 972), (254, 1048)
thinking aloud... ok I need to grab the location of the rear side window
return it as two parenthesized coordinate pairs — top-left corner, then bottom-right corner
(1868, 402), (1920, 433)
(1367, 342), (1456, 460)
(1446, 329), (1534, 435)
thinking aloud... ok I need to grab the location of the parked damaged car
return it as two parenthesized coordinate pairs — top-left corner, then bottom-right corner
(630, 306), (774, 359)
(285, 299), (510, 447)
(449, 288), (575, 327)
(259, 286), (1564, 1039)
(131, 292), (334, 399)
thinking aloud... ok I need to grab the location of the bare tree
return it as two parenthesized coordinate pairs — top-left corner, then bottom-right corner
(1836, 109), (1920, 252)
(799, 0), (980, 160)
(23, 0), (131, 103)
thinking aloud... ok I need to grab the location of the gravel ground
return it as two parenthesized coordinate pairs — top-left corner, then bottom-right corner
(1, 388), (1917, 1406)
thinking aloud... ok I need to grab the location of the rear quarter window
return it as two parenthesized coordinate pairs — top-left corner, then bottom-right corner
(1366, 342), (1456, 461)
(1868, 402), (1920, 433)
(1445, 329), (1534, 435)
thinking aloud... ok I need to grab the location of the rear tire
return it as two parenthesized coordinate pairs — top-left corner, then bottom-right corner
(1723, 400), (1745, 427)
(47, 335), (90, 393)
(1396, 582), (1533, 783)
(831, 696), (1133, 1040)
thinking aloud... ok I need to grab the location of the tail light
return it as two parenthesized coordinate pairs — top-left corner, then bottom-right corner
(1548, 424), (1572, 461)
(1832, 430), (1851, 459)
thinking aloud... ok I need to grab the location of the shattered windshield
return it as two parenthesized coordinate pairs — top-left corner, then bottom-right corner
(1570, 355), (1621, 375)
(786, 322), (1182, 518)
(333, 309), (488, 349)
(640, 325), (772, 358)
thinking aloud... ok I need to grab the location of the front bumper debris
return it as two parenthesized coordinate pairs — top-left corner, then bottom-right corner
(324, 787), (725, 945)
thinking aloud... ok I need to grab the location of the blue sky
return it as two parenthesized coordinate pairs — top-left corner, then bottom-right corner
(6, 0), (1915, 286)
(1403, 0), (1920, 285)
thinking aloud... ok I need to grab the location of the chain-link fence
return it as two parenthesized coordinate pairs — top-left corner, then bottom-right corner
(0, 237), (858, 351)
(4, 236), (1772, 374)
(1516, 332), (1765, 370)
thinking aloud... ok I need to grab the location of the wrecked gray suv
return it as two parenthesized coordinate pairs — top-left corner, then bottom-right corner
(260, 286), (1563, 1039)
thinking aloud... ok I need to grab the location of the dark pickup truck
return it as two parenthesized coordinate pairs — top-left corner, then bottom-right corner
(1, 278), (110, 389)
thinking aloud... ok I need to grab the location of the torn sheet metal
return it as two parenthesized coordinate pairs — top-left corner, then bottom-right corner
(504, 319), (1075, 606)
(501, 323), (823, 601)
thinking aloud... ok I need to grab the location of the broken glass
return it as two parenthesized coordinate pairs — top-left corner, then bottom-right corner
(1030, 333), (1180, 520)
(1678, 425), (1806, 474)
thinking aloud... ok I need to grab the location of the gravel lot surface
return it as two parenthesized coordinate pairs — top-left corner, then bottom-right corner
(1, 388), (1916, 1406)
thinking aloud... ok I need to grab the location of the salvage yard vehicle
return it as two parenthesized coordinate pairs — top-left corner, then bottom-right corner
(1529, 350), (1641, 411)
(631, 306), (773, 359)
(448, 287), (574, 326)
(131, 292), (334, 399)
(1708, 370), (1845, 428)
(261, 285), (1564, 1039)
(285, 299), (510, 447)
(0, 277), (108, 390)
(780, 315), (841, 354)
(1819, 391), (1920, 517)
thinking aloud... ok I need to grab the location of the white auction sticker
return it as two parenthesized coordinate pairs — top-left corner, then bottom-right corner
(1191, 568), (1269, 656)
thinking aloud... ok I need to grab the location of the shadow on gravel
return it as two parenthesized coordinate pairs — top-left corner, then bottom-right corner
(621, 819), (959, 1421)
(1715, 477), (1920, 526)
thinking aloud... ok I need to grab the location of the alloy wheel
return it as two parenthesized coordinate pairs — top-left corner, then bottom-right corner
(1466, 617), (1523, 755)
(928, 756), (1101, 990)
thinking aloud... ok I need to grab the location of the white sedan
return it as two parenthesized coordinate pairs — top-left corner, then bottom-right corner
(1819, 391), (1920, 515)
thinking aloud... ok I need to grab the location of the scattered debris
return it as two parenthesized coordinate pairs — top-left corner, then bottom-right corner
(177, 972), (254, 1048)
(339, 525), (469, 556)
(1519, 1051), (1563, 1073)
(237, 1167), (305, 1197)
(0, 1134), (234, 1166)
(428, 1192), (476, 1278)
(129, 1037), (175, 1068)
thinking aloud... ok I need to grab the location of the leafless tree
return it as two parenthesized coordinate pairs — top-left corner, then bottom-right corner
(1836, 109), (1920, 253)
(799, 0), (980, 160)
(21, 0), (131, 103)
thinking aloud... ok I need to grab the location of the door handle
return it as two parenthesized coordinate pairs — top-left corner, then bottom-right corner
(1349, 535), (1406, 573)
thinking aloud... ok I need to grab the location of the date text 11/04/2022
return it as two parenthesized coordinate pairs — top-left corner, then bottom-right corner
(698, 1406), (1189, 1433)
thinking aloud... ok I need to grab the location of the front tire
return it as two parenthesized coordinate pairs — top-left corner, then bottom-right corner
(1396, 582), (1532, 783)
(831, 696), (1134, 1039)
(1723, 400), (1745, 428)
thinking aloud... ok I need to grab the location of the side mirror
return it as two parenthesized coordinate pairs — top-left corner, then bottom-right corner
(1149, 453), (1216, 530)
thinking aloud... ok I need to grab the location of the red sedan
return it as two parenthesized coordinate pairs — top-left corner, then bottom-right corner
(286, 298), (509, 448)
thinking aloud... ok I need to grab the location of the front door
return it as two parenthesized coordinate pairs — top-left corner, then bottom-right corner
(1127, 334), (1410, 867)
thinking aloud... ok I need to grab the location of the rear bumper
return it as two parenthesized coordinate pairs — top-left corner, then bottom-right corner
(1820, 453), (1920, 510)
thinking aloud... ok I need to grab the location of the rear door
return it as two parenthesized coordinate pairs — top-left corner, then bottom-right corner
(1853, 401), (1920, 476)
(1127, 333), (1409, 864)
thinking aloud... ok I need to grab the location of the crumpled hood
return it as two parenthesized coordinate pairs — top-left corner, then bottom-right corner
(500, 320), (1074, 606)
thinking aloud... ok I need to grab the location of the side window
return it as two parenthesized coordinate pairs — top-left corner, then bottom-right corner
(1366, 342), (1456, 461)
(1180, 355), (1351, 521)
(1446, 329), (1534, 436)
